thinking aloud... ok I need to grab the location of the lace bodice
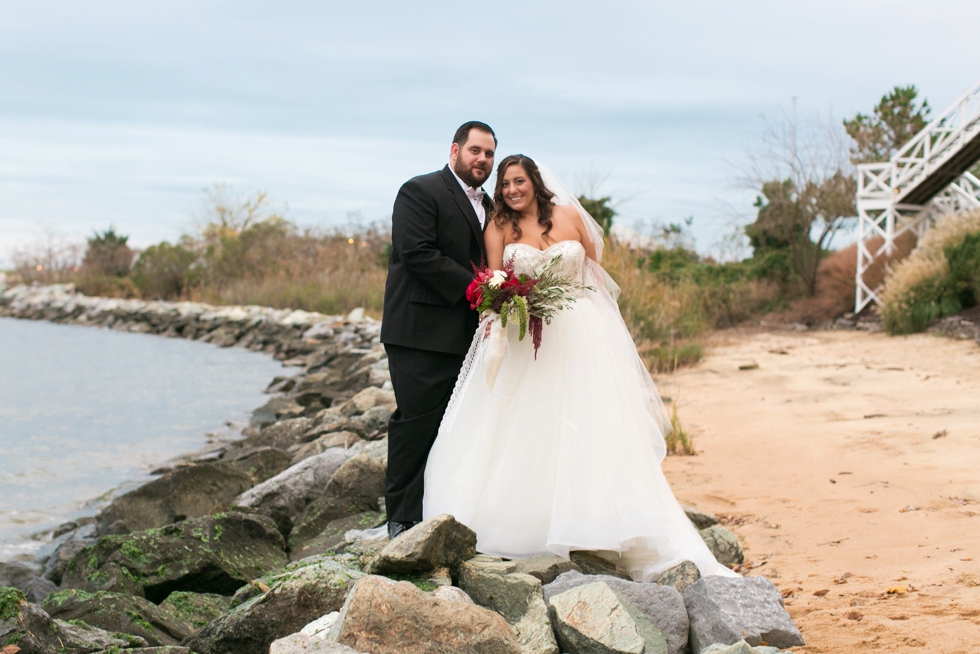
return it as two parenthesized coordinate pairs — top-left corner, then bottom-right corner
(503, 240), (587, 283)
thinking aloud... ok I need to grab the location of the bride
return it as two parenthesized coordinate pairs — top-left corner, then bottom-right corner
(422, 154), (737, 582)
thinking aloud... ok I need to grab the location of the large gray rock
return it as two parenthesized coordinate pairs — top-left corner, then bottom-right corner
(698, 526), (744, 567)
(365, 514), (476, 576)
(326, 575), (521, 654)
(44, 535), (96, 585)
(43, 589), (193, 646)
(290, 512), (386, 561)
(23, 577), (59, 604)
(684, 576), (804, 653)
(459, 556), (558, 654)
(682, 505), (719, 530)
(243, 417), (313, 449)
(547, 581), (668, 654)
(0, 586), (147, 653)
(289, 431), (361, 464)
(61, 513), (287, 603)
(0, 561), (39, 591)
(98, 449), (290, 534)
(185, 556), (364, 654)
(235, 447), (360, 517)
(543, 571), (688, 654)
(701, 640), (789, 654)
(324, 454), (386, 505)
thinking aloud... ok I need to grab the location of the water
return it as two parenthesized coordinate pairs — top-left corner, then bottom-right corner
(0, 317), (284, 559)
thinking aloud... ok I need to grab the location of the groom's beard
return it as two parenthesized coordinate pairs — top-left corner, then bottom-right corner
(453, 159), (490, 189)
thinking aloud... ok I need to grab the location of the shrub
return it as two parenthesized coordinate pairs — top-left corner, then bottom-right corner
(131, 242), (197, 299)
(75, 273), (141, 299)
(880, 209), (980, 334)
(82, 227), (134, 277)
(945, 231), (980, 308)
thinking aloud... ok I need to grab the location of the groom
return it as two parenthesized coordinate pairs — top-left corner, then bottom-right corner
(380, 121), (496, 539)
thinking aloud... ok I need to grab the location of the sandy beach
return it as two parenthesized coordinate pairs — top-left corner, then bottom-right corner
(661, 328), (980, 653)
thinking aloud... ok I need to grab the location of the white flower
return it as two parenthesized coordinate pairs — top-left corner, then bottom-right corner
(488, 270), (507, 288)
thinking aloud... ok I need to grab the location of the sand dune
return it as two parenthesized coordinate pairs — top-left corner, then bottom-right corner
(661, 328), (980, 653)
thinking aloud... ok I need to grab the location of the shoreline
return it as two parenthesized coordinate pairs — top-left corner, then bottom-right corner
(0, 282), (388, 562)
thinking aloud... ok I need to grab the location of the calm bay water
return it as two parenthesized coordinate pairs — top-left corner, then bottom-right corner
(0, 317), (284, 559)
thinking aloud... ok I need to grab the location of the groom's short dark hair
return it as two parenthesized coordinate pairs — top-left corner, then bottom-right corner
(453, 121), (497, 148)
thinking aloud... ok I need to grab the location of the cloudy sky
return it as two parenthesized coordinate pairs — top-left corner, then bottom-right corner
(2, 1), (979, 265)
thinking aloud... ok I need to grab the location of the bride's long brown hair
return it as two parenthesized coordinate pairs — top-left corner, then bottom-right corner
(490, 155), (556, 241)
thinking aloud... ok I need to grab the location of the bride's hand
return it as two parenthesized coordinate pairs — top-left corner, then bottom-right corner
(483, 321), (493, 339)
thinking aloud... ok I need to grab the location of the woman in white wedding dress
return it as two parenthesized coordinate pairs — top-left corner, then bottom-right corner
(423, 154), (737, 582)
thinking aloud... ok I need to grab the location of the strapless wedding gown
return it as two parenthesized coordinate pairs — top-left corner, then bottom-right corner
(423, 240), (737, 582)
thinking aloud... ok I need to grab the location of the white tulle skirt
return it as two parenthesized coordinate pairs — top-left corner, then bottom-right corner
(423, 287), (737, 582)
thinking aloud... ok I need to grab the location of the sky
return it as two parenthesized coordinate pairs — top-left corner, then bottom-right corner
(2, 1), (979, 266)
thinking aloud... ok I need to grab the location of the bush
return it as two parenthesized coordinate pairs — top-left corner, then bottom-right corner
(131, 242), (197, 299)
(82, 227), (134, 277)
(75, 273), (141, 299)
(880, 209), (980, 334)
(946, 232), (980, 308)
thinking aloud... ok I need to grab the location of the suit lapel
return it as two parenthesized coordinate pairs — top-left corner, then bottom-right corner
(441, 165), (487, 260)
(482, 194), (493, 233)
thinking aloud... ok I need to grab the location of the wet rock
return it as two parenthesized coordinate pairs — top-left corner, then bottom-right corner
(0, 561), (40, 591)
(654, 560), (701, 594)
(512, 555), (579, 585)
(185, 556), (363, 654)
(682, 505), (719, 530)
(326, 575), (521, 654)
(684, 576), (804, 653)
(543, 570), (687, 654)
(365, 514), (476, 576)
(699, 526), (744, 567)
(547, 581), (668, 654)
(23, 577), (59, 604)
(43, 589), (192, 646)
(0, 586), (146, 653)
(61, 513), (287, 603)
(159, 591), (232, 631)
(290, 512), (386, 561)
(235, 447), (361, 518)
(569, 550), (630, 579)
(98, 450), (289, 534)
(459, 556), (558, 654)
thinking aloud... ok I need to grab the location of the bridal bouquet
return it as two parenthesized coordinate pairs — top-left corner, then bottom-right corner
(466, 254), (588, 358)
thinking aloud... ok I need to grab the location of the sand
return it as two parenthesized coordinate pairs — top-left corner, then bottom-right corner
(660, 328), (980, 653)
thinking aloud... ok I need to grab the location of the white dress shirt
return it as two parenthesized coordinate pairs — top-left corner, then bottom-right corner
(450, 166), (487, 229)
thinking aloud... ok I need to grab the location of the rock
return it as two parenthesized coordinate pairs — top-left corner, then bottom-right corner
(654, 560), (701, 594)
(701, 640), (788, 654)
(43, 589), (193, 646)
(185, 556), (363, 654)
(543, 570), (688, 654)
(23, 577), (59, 604)
(682, 505), (719, 530)
(699, 526), (744, 567)
(342, 388), (395, 416)
(108, 648), (193, 653)
(0, 586), (146, 653)
(365, 514), (476, 576)
(271, 632), (366, 653)
(512, 555), (579, 585)
(235, 447), (361, 518)
(97, 448), (289, 536)
(459, 556), (558, 654)
(547, 581), (668, 654)
(326, 575), (521, 654)
(324, 455), (386, 505)
(61, 513), (287, 603)
(0, 561), (39, 591)
(431, 586), (473, 604)
(289, 431), (361, 465)
(290, 512), (386, 561)
(684, 576), (804, 653)
(301, 611), (340, 638)
(244, 417), (314, 449)
(569, 550), (630, 579)
(252, 397), (306, 428)
(346, 407), (392, 438)
(289, 497), (380, 554)
(159, 591), (232, 631)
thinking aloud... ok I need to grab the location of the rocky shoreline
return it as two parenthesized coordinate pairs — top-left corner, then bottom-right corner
(0, 283), (803, 654)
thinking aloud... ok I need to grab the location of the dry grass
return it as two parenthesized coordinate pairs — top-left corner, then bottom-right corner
(880, 209), (980, 334)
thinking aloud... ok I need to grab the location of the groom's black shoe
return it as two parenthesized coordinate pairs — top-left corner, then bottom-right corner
(387, 520), (417, 541)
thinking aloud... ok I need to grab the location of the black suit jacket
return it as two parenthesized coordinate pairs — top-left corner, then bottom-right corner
(381, 165), (491, 355)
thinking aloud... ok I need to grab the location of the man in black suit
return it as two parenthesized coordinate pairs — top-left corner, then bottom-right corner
(380, 121), (496, 539)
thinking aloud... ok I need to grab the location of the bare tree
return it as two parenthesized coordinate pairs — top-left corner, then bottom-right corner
(10, 227), (84, 284)
(736, 104), (857, 295)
